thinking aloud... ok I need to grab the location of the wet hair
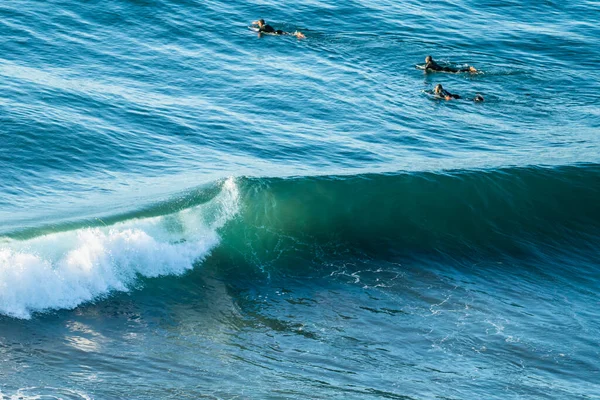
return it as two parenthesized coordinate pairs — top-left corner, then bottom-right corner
(434, 84), (443, 94)
(425, 55), (433, 63)
(258, 19), (265, 25)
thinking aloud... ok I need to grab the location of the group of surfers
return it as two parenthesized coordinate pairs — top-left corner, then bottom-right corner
(251, 19), (484, 102)
(424, 56), (484, 102)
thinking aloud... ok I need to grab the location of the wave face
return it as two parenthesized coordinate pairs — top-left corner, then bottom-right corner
(220, 165), (600, 264)
(3, 166), (598, 319)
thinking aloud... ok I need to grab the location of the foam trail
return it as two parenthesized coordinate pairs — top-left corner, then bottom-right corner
(0, 178), (239, 319)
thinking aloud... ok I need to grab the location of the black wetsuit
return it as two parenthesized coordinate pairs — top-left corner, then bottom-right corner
(437, 89), (461, 99)
(259, 24), (276, 33)
(426, 61), (471, 73)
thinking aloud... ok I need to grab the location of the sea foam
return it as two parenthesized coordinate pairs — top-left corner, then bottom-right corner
(0, 178), (239, 319)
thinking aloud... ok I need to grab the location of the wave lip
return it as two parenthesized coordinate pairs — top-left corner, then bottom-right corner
(0, 178), (239, 319)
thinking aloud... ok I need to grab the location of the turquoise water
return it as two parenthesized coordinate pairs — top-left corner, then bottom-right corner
(1, 0), (600, 398)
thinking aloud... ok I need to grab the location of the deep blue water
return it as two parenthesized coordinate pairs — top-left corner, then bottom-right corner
(1, 0), (600, 398)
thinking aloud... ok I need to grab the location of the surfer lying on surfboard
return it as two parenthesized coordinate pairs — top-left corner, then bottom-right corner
(251, 19), (305, 39)
(432, 84), (484, 101)
(418, 56), (477, 73)
(434, 84), (460, 99)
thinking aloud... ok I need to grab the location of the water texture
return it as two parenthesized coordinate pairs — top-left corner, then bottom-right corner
(1, 0), (599, 398)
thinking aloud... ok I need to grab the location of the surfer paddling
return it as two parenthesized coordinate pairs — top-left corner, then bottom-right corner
(251, 19), (305, 39)
(434, 84), (460, 100)
(253, 19), (276, 33)
(433, 84), (484, 102)
(421, 56), (477, 73)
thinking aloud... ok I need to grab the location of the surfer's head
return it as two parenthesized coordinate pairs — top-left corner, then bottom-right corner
(434, 84), (443, 94)
(425, 55), (433, 64)
(474, 94), (484, 102)
(256, 19), (266, 28)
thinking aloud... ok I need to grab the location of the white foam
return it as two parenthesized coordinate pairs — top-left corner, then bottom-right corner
(0, 178), (239, 319)
(0, 387), (92, 400)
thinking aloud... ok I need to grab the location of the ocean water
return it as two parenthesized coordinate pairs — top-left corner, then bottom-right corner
(1, 0), (600, 398)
